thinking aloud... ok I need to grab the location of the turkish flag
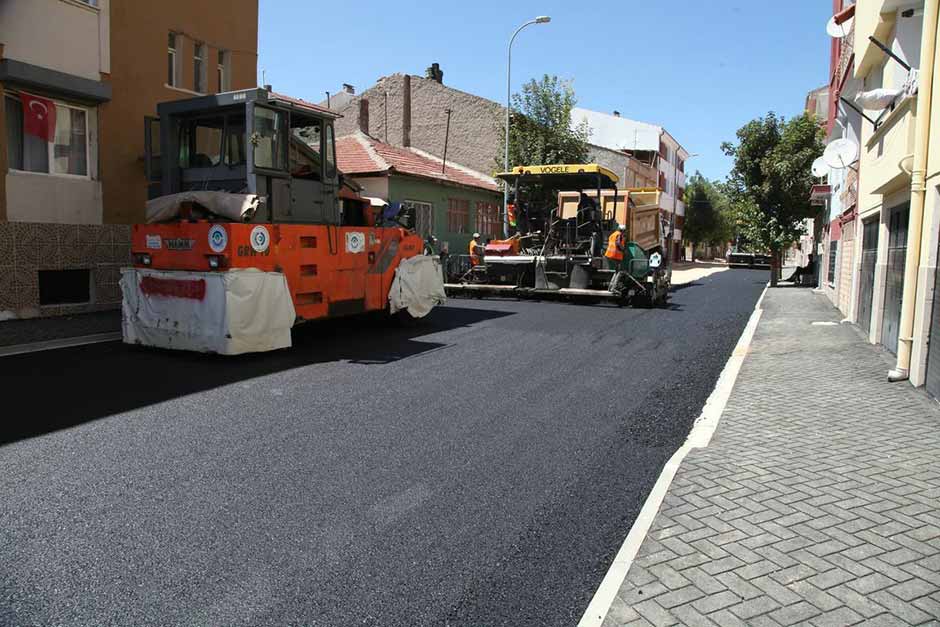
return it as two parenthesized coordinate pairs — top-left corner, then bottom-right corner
(19, 93), (56, 142)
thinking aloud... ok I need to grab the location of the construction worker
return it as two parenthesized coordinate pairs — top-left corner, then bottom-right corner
(606, 224), (628, 294)
(469, 232), (483, 266)
(605, 224), (628, 268)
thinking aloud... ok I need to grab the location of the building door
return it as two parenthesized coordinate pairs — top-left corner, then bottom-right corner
(882, 204), (909, 355)
(926, 235), (940, 399)
(857, 219), (878, 335)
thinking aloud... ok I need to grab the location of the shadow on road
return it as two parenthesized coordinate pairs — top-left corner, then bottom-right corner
(0, 305), (513, 447)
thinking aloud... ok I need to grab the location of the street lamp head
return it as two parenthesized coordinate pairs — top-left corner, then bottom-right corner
(535, 15), (551, 23)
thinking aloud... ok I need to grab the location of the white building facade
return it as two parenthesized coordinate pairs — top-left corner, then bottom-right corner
(572, 108), (689, 259)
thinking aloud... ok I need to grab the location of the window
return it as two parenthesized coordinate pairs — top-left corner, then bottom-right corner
(224, 116), (246, 166)
(53, 106), (88, 175)
(194, 43), (207, 93)
(447, 198), (470, 233)
(252, 106), (287, 170)
(290, 120), (322, 179)
(5, 94), (89, 177)
(217, 50), (230, 92)
(324, 124), (336, 180)
(179, 117), (224, 168)
(406, 201), (434, 237)
(828, 240), (839, 286)
(167, 33), (178, 86)
(475, 201), (501, 238)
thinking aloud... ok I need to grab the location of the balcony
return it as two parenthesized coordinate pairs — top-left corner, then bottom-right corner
(862, 95), (917, 196)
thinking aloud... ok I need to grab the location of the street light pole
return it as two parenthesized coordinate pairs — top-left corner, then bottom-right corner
(504, 15), (551, 237)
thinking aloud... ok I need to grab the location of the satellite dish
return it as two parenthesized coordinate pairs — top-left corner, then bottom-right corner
(812, 156), (830, 178)
(823, 138), (859, 170)
(826, 14), (854, 38)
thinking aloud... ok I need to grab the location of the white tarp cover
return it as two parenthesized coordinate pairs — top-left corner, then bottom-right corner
(120, 267), (296, 355)
(146, 191), (263, 224)
(388, 255), (446, 318)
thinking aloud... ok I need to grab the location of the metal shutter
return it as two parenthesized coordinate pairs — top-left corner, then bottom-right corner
(857, 219), (879, 336)
(882, 204), (909, 355)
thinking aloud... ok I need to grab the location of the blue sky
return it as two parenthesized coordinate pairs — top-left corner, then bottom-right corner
(259, 0), (832, 181)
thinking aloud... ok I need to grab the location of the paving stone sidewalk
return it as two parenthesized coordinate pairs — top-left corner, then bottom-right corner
(603, 287), (940, 626)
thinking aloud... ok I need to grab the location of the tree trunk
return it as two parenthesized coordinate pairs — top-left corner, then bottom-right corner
(770, 249), (780, 287)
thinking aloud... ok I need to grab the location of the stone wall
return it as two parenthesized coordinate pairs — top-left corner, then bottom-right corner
(0, 222), (129, 319)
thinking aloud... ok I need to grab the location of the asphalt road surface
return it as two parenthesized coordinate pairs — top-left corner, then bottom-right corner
(0, 268), (766, 626)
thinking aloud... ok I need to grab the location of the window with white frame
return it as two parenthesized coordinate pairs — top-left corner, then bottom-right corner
(167, 32), (178, 86)
(405, 201), (434, 238)
(217, 50), (230, 92)
(194, 42), (207, 93)
(5, 94), (89, 177)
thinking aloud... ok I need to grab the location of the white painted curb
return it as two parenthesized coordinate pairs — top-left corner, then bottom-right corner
(578, 284), (768, 627)
(0, 331), (122, 358)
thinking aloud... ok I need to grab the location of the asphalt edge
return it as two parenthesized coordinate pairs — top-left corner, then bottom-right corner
(577, 283), (769, 627)
(0, 332), (122, 358)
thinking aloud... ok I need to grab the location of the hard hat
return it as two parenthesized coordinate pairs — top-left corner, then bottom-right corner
(618, 224), (626, 231)
(473, 232), (480, 239)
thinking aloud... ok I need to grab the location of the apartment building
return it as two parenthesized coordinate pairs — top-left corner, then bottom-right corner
(102, 1), (258, 224)
(822, 0), (940, 397)
(0, 0), (112, 318)
(0, 0), (257, 319)
(571, 108), (689, 260)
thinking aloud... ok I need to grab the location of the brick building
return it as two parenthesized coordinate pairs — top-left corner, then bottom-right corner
(329, 67), (660, 192)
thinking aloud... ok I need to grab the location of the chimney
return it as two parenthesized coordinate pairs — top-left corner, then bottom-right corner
(426, 62), (444, 84)
(342, 83), (355, 94)
(613, 110), (620, 117)
(359, 98), (370, 135)
(402, 74), (412, 147)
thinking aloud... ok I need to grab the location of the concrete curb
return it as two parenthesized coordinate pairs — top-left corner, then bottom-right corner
(577, 284), (768, 627)
(0, 332), (122, 358)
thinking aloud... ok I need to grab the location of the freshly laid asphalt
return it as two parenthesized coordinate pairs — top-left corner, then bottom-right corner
(0, 268), (766, 626)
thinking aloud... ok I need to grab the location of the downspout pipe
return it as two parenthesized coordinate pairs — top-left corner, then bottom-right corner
(889, 0), (939, 382)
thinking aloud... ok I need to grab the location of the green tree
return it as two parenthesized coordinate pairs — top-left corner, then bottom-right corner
(682, 172), (735, 260)
(721, 112), (824, 285)
(683, 172), (721, 258)
(498, 75), (591, 169)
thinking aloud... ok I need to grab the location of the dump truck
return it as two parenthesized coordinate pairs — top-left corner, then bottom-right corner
(445, 164), (671, 306)
(120, 88), (445, 355)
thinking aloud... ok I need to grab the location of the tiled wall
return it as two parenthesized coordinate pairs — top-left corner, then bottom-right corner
(0, 221), (130, 318)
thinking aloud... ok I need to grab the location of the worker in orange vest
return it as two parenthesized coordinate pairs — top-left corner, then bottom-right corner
(469, 232), (483, 266)
(605, 224), (627, 268)
(606, 224), (628, 294)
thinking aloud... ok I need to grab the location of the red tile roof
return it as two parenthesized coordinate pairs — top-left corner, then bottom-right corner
(335, 131), (498, 192)
(269, 91), (339, 118)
